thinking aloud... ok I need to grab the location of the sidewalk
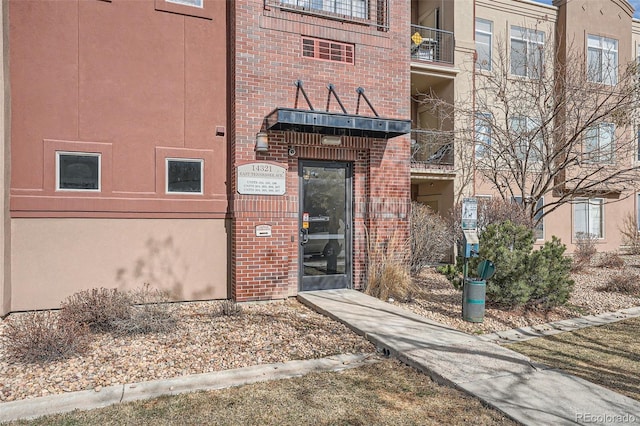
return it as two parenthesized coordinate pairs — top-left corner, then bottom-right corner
(298, 289), (640, 426)
(478, 306), (640, 344)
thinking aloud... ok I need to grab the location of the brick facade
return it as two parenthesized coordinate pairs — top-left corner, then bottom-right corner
(231, 1), (411, 301)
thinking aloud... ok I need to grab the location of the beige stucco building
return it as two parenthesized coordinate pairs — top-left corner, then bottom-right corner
(411, 0), (640, 254)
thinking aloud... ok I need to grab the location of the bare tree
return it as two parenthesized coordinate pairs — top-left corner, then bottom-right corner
(420, 27), (640, 226)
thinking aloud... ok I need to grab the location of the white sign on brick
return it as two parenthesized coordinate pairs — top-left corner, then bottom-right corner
(237, 163), (286, 195)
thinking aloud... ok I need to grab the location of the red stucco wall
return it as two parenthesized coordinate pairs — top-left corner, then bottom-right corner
(9, 0), (228, 218)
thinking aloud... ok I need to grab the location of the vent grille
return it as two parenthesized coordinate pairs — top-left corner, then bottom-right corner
(302, 37), (354, 64)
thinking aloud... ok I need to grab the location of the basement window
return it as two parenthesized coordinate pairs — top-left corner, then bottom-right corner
(302, 37), (354, 64)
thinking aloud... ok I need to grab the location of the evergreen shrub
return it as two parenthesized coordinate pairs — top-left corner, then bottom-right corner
(441, 221), (574, 308)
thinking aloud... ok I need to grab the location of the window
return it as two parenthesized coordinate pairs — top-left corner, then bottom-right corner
(512, 196), (544, 240)
(166, 0), (202, 7)
(280, 0), (367, 19)
(56, 152), (100, 191)
(587, 35), (618, 85)
(475, 112), (492, 158)
(637, 194), (640, 231)
(574, 198), (603, 239)
(534, 197), (544, 240)
(584, 123), (614, 163)
(636, 125), (640, 162)
(510, 26), (544, 78)
(302, 37), (354, 64)
(475, 19), (492, 71)
(166, 159), (203, 194)
(155, 0), (212, 19)
(509, 117), (543, 161)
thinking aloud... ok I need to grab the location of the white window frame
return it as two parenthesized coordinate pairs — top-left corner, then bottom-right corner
(637, 193), (640, 231)
(509, 116), (543, 162)
(166, 158), (204, 195)
(636, 124), (640, 162)
(510, 26), (545, 79)
(573, 198), (604, 239)
(587, 34), (618, 86)
(475, 18), (492, 71)
(56, 151), (101, 192)
(280, 0), (367, 19)
(584, 122), (614, 163)
(166, 0), (203, 8)
(512, 196), (544, 240)
(534, 197), (544, 240)
(475, 112), (492, 158)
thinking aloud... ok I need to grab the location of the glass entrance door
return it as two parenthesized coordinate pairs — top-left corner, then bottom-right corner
(299, 161), (352, 291)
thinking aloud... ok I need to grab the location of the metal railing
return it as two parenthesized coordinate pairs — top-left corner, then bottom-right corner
(410, 25), (454, 65)
(266, 0), (389, 31)
(411, 129), (454, 166)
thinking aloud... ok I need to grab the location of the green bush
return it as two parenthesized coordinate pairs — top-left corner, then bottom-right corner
(479, 221), (535, 306)
(436, 264), (463, 290)
(441, 221), (574, 308)
(526, 237), (574, 308)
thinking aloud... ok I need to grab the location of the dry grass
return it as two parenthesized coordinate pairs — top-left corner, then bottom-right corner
(7, 359), (515, 426)
(597, 252), (625, 269)
(507, 317), (640, 401)
(597, 273), (640, 296)
(365, 228), (416, 301)
(619, 211), (640, 255)
(60, 287), (132, 332)
(572, 232), (598, 271)
(1, 312), (91, 363)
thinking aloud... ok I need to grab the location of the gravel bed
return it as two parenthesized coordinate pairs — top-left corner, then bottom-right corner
(2, 254), (639, 404)
(394, 254), (640, 335)
(0, 299), (374, 403)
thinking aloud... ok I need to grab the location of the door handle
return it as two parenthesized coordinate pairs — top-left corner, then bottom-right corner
(300, 228), (309, 245)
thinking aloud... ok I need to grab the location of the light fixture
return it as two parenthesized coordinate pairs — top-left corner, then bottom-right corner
(321, 135), (342, 146)
(255, 132), (269, 152)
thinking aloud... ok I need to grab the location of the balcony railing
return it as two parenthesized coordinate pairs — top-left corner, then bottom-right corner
(266, 0), (389, 31)
(411, 129), (454, 167)
(410, 25), (454, 65)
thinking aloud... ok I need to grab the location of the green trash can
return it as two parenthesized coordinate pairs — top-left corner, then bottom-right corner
(463, 278), (486, 323)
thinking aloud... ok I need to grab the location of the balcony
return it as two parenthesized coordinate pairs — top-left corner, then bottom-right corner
(267, 0), (389, 30)
(411, 129), (454, 169)
(410, 25), (454, 65)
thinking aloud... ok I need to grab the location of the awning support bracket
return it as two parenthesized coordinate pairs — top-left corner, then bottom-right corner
(326, 84), (348, 114)
(355, 87), (379, 117)
(294, 80), (314, 111)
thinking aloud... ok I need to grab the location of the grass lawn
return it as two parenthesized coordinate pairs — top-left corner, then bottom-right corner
(507, 317), (640, 401)
(7, 359), (515, 426)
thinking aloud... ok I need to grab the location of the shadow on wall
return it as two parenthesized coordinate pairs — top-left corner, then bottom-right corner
(115, 236), (216, 301)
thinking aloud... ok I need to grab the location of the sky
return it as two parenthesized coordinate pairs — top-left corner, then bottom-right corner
(533, 0), (640, 18)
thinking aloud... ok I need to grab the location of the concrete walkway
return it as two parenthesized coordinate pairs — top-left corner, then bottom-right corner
(478, 306), (640, 344)
(298, 289), (640, 426)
